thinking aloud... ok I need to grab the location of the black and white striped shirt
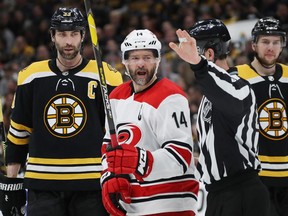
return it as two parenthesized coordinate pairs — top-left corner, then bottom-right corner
(191, 58), (261, 186)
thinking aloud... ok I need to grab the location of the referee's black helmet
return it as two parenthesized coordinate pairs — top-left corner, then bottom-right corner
(188, 19), (231, 58)
(50, 7), (86, 32)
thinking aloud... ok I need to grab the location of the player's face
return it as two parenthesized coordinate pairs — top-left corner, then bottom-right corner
(253, 35), (283, 66)
(125, 50), (158, 86)
(54, 30), (82, 60)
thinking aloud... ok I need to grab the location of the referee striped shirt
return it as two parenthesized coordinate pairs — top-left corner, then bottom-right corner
(191, 58), (261, 186)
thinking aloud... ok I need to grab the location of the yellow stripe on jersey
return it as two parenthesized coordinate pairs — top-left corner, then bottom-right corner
(25, 172), (101, 180)
(28, 157), (102, 165)
(236, 65), (258, 79)
(7, 134), (29, 145)
(237, 64), (288, 80)
(17, 60), (53, 85)
(259, 170), (288, 177)
(258, 155), (288, 163)
(10, 120), (33, 133)
(83, 61), (123, 86)
(280, 63), (288, 78)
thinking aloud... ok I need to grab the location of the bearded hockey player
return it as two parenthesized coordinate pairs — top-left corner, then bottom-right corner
(101, 29), (199, 216)
(1, 7), (122, 216)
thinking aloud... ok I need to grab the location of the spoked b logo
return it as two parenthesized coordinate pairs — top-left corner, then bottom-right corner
(44, 94), (87, 138)
(258, 98), (288, 140)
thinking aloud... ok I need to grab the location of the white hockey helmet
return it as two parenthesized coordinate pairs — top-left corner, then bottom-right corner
(121, 29), (162, 62)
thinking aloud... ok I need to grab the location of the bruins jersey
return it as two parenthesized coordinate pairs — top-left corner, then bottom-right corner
(5, 58), (123, 191)
(237, 64), (288, 187)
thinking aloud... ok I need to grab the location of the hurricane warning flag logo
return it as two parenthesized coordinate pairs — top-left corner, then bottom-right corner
(258, 98), (288, 140)
(44, 94), (87, 138)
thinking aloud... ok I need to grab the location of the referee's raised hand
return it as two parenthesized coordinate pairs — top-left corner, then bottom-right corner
(169, 29), (201, 65)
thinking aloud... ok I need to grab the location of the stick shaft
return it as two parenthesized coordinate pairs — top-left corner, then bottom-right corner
(84, 0), (118, 147)
(0, 98), (6, 143)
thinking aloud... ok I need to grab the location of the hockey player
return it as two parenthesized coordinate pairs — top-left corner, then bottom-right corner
(169, 19), (270, 216)
(0, 7), (122, 216)
(235, 17), (288, 216)
(100, 29), (199, 216)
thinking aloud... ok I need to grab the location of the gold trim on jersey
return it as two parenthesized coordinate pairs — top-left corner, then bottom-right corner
(259, 155), (288, 162)
(279, 63), (288, 78)
(18, 60), (55, 86)
(237, 64), (288, 80)
(236, 65), (258, 79)
(7, 120), (32, 145)
(82, 61), (123, 86)
(25, 172), (101, 180)
(10, 120), (33, 133)
(17, 60), (123, 87)
(7, 134), (29, 145)
(26, 157), (102, 180)
(28, 157), (102, 164)
(259, 170), (288, 177)
(259, 155), (288, 177)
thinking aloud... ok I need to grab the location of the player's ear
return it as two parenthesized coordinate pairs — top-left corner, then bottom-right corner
(50, 31), (55, 42)
(204, 48), (214, 61)
(251, 42), (256, 51)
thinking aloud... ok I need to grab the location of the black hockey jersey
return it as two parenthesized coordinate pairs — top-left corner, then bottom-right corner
(237, 63), (288, 187)
(191, 58), (261, 187)
(5, 58), (123, 191)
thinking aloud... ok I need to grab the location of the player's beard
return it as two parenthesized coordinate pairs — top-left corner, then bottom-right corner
(55, 41), (81, 60)
(128, 65), (156, 86)
(255, 53), (278, 68)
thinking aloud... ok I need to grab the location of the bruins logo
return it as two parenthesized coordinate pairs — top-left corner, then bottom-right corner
(258, 98), (288, 140)
(44, 94), (87, 138)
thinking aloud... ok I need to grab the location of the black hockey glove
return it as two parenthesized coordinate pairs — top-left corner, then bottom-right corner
(0, 174), (26, 216)
(100, 171), (131, 216)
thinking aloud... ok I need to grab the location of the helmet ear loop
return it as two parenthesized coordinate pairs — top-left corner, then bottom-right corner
(122, 60), (131, 78)
(153, 58), (161, 77)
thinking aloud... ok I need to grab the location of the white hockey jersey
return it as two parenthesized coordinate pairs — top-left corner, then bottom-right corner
(102, 78), (199, 215)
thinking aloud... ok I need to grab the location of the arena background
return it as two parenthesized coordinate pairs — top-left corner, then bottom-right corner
(0, 0), (287, 215)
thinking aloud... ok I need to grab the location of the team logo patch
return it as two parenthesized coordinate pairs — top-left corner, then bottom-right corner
(202, 99), (212, 124)
(258, 98), (288, 140)
(117, 123), (142, 146)
(44, 94), (87, 138)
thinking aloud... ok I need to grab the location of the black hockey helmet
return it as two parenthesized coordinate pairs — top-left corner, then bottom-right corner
(188, 19), (231, 58)
(252, 17), (286, 46)
(50, 7), (86, 32)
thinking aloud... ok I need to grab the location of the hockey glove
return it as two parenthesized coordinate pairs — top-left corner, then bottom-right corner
(0, 174), (26, 216)
(100, 171), (131, 216)
(106, 144), (153, 180)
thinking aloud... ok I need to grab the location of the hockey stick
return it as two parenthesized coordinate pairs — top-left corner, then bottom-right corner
(0, 98), (7, 172)
(0, 98), (6, 144)
(84, 0), (118, 147)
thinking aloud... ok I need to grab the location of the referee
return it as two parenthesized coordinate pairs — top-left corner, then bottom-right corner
(169, 19), (270, 216)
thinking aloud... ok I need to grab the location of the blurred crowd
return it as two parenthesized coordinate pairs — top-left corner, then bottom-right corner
(0, 0), (288, 146)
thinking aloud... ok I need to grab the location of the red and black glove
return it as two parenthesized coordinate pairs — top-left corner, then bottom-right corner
(106, 144), (154, 180)
(100, 171), (131, 216)
(0, 174), (26, 216)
